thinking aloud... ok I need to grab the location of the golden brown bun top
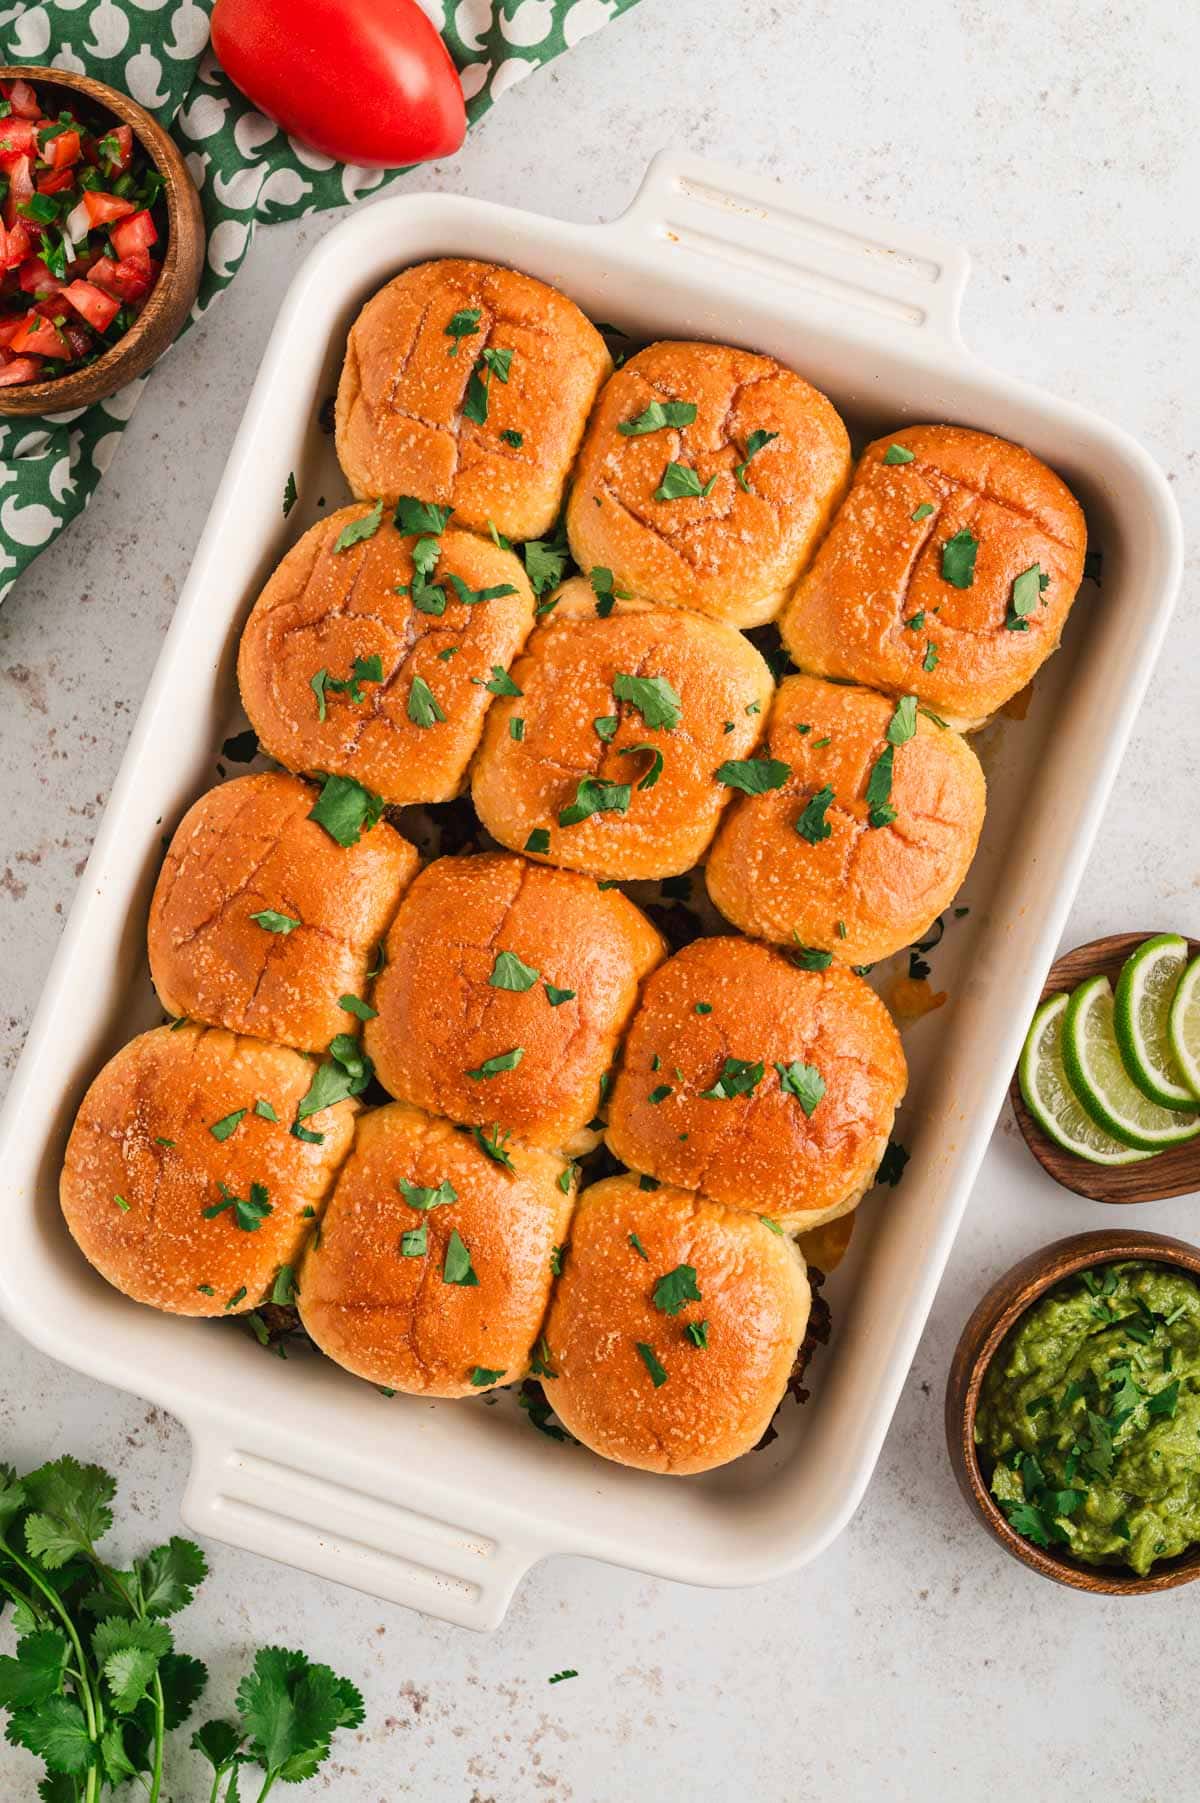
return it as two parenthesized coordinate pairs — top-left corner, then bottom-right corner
(364, 852), (666, 1151)
(335, 258), (611, 541)
(470, 576), (775, 881)
(542, 1175), (809, 1474)
(237, 508), (535, 807)
(60, 1024), (358, 1317)
(299, 1102), (573, 1398)
(605, 937), (906, 1226)
(780, 425), (1087, 726)
(148, 771), (417, 1053)
(705, 674), (986, 966)
(565, 340), (850, 627)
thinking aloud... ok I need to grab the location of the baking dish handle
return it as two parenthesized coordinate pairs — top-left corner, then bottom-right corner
(180, 1418), (538, 1631)
(616, 147), (970, 347)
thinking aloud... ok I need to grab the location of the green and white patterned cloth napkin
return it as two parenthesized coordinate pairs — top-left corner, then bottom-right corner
(0, 0), (639, 603)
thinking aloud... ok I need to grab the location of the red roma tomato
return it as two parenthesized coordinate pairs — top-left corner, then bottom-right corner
(210, 0), (466, 169)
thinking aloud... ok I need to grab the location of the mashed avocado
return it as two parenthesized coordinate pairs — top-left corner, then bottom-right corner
(975, 1260), (1200, 1575)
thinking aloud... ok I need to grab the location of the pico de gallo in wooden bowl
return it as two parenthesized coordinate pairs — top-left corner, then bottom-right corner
(0, 66), (204, 414)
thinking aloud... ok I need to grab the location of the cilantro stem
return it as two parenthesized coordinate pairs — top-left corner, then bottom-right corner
(255, 1775), (279, 1802)
(0, 1535), (104, 1803)
(147, 1670), (166, 1803)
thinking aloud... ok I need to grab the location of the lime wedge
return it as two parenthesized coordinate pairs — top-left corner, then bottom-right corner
(1113, 933), (1196, 1108)
(1063, 974), (1200, 1151)
(1019, 993), (1151, 1165)
(1167, 953), (1200, 1102)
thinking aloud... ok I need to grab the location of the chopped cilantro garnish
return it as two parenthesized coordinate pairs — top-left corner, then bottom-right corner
(282, 472), (298, 518)
(882, 444), (915, 465)
(250, 909), (299, 934)
(333, 500), (383, 552)
(339, 993), (377, 1021)
(446, 572), (518, 607)
(700, 1056), (763, 1100)
(308, 773), (384, 846)
(635, 1341), (668, 1387)
(443, 1228), (479, 1287)
(654, 461), (717, 502)
(612, 672), (681, 731)
(444, 307), (481, 354)
(490, 949), (540, 991)
(940, 528), (978, 588)
(407, 674), (447, 728)
(467, 1047), (525, 1081)
(715, 756), (790, 795)
(399, 1177), (457, 1212)
(617, 742), (663, 790)
(629, 1232), (650, 1260)
(775, 1060), (826, 1116)
(558, 777), (632, 827)
(617, 399), (697, 436)
(886, 695), (918, 745)
(209, 1109), (246, 1142)
(394, 496), (453, 535)
(734, 428), (779, 492)
(791, 944), (834, 971)
(652, 1264), (702, 1316)
(795, 785), (835, 843)
(525, 828), (551, 855)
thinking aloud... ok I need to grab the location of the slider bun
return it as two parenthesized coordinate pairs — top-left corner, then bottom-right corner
(706, 674), (986, 965)
(364, 852), (665, 1153)
(471, 577), (775, 879)
(148, 772), (417, 1054)
(605, 937), (906, 1228)
(299, 1101), (573, 1397)
(566, 340), (850, 628)
(542, 1175), (809, 1474)
(780, 425), (1087, 728)
(237, 509), (534, 806)
(335, 257), (611, 541)
(60, 1024), (357, 1317)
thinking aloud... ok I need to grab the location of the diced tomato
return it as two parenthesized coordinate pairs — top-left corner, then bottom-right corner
(2, 155), (33, 227)
(86, 255), (120, 296)
(83, 189), (136, 228)
(62, 278), (118, 332)
(42, 127), (81, 171)
(60, 317), (92, 360)
(36, 165), (76, 196)
(0, 118), (38, 158)
(7, 80), (41, 121)
(0, 220), (32, 271)
(111, 255), (153, 302)
(10, 309), (71, 358)
(110, 210), (157, 260)
(98, 124), (133, 175)
(18, 256), (65, 297)
(0, 315), (24, 347)
(0, 354), (43, 385)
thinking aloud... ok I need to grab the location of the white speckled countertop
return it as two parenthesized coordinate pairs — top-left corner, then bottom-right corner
(2, 2), (1198, 1796)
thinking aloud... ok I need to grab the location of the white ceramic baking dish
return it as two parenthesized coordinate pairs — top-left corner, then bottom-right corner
(0, 151), (1182, 1631)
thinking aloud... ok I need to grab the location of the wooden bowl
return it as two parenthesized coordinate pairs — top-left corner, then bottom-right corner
(0, 66), (205, 415)
(1010, 931), (1200, 1204)
(946, 1229), (1200, 1594)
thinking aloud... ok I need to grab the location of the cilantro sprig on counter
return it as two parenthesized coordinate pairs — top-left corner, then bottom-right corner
(0, 1458), (362, 1802)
